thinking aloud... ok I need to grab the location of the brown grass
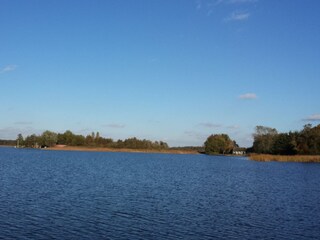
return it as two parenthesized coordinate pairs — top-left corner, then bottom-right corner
(249, 154), (320, 163)
(46, 146), (199, 155)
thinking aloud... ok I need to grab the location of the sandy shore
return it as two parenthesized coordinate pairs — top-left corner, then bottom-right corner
(46, 145), (199, 155)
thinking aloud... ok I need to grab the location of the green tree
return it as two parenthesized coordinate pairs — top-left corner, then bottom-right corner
(57, 130), (74, 145)
(252, 126), (278, 154)
(204, 134), (234, 155)
(72, 134), (85, 146)
(272, 132), (297, 155)
(100, 137), (113, 147)
(16, 133), (24, 147)
(297, 124), (320, 155)
(25, 134), (39, 148)
(40, 130), (58, 147)
(160, 141), (169, 149)
(85, 134), (94, 146)
(95, 131), (102, 146)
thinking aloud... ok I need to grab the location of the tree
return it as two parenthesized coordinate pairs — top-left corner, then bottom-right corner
(40, 130), (57, 147)
(204, 134), (234, 155)
(254, 126), (278, 136)
(252, 126), (278, 154)
(297, 124), (320, 155)
(12, 129), (170, 150)
(160, 141), (169, 149)
(24, 134), (39, 148)
(72, 134), (85, 146)
(16, 133), (24, 147)
(57, 130), (74, 145)
(250, 124), (320, 155)
(85, 134), (94, 146)
(272, 132), (297, 155)
(100, 137), (113, 147)
(95, 131), (102, 146)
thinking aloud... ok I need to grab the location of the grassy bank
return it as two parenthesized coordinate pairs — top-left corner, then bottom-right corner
(249, 154), (320, 163)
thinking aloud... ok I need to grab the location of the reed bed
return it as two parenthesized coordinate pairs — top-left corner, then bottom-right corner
(249, 154), (320, 163)
(47, 146), (199, 155)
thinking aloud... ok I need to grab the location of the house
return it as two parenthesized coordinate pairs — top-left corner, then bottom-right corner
(232, 147), (246, 155)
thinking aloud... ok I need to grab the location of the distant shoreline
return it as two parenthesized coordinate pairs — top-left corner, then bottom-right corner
(45, 145), (200, 155)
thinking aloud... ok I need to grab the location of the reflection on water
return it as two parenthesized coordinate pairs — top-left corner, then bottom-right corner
(0, 147), (319, 239)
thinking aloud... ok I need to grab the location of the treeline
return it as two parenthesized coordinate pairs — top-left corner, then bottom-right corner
(170, 146), (205, 153)
(16, 130), (169, 150)
(0, 139), (16, 146)
(251, 124), (320, 155)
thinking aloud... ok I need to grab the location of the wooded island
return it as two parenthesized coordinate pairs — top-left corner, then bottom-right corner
(1, 124), (319, 161)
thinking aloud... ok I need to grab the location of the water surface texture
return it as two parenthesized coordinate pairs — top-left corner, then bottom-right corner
(0, 147), (319, 239)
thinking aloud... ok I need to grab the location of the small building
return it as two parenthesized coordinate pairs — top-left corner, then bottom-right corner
(232, 147), (246, 155)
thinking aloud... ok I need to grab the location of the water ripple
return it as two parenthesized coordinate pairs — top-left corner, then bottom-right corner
(0, 148), (320, 239)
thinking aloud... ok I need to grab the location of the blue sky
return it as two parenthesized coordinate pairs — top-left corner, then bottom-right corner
(1, 0), (320, 147)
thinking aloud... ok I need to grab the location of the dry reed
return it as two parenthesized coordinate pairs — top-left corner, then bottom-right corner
(249, 154), (320, 163)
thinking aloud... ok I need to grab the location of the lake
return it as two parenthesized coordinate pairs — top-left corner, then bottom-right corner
(0, 147), (319, 239)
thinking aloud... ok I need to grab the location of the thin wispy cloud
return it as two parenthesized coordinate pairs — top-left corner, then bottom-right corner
(215, 0), (257, 5)
(303, 114), (320, 122)
(227, 125), (240, 129)
(228, 0), (257, 4)
(239, 93), (257, 100)
(207, 9), (213, 16)
(198, 123), (222, 128)
(237, 134), (254, 147)
(195, 0), (202, 10)
(184, 131), (207, 140)
(225, 11), (250, 21)
(0, 65), (17, 73)
(196, 0), (256, 21)
(78, 128), (92, 134)
(103, 124), (125, 129)
(0, 126), (41, 140)
(14, 121), (33, 125)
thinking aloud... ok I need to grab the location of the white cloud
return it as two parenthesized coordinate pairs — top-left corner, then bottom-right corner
(0, 65), (17, 73)
(239, 93), (257, 100)
(303, 114), (320, 121)
(226, 11), (250, 21)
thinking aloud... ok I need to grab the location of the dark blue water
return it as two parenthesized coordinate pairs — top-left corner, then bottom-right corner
(0, 147), (319, 239)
